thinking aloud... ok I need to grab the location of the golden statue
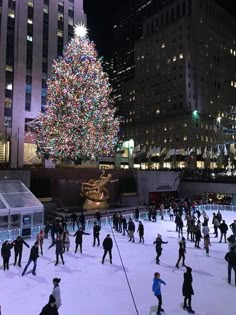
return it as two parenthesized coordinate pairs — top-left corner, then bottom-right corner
(81, 170), (118, 210)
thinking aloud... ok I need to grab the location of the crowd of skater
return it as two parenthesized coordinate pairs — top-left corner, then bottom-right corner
(1, 201), (236, 314)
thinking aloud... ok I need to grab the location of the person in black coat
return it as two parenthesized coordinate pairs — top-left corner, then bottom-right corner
(219, 220), (228, 243)
(12, 236), (29, 267)
(95, 211), (101, 226)
(137, 221), (144, 243)
(39, 294), (59, 315)
(225, 247), (236, 285)
(153, 234), (168, 264)
(79, 212), (86, 231)
(176, 237), (186, 268)
(93, 222), (101, 246)
(73, 228), (90, 253)
(102, 234), (113, 264)
(128, 218), (135, 242)
(182, 266), (195, 313)
(22, 242), (39, 276)
(48, 235), (64, 266)
(1, 240), (13, 270)
(122, 216), (127, 235)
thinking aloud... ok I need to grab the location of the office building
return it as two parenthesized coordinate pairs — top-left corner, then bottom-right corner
(113, 0), (236, 168)
(0, 0), (85, 167)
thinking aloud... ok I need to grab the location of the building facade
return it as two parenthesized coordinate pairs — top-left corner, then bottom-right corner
(113, 0), (236, 168)
(0, 0), (85, 168)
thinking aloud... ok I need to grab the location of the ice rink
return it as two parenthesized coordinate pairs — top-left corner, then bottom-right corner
(0, 210), (235, 315)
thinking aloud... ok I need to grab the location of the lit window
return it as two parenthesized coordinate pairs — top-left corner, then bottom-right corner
(43, 5), (49, 14)
(164, 139), (167, 143)
(206, 136), (208, 142)
(173, 56), (177, 62)
(183, 122), (188, 127)
(68, 18), (74, 25)
(161, 43), (165, 48)
(27, 35), (33, 41)
(230, 49), (233, 54)
(28, 0), (33, 7)
(113, 25), (117, 28)
(234, 83), (236, 88)
(8, 10), (15, 18)
(57, 30), (63, 37)
(234, 51), (236, 56)
(6, 83), (13, 90)
(6, 65), (13, 72)
(231, 81), (234, 86)
(156, 109), (160, 114)
(141, 55), (144, 59)
(164, 127), (167, 131)
(179, 53), (183, 59)
(27, 19), (33, 24)
(58, 13), (64, 21)
(183, 136), (187, 141)
(146, 130), (149, 134)
(167, 58), (171, 64)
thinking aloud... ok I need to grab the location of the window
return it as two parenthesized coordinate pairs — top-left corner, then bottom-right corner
(27, 35), (32, 41)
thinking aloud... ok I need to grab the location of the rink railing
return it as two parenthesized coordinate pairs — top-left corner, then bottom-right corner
(195, 204), (236, 212)
(1, 204), (235, 241)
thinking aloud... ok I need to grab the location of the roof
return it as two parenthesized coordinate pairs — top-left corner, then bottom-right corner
(0, 180), (44, 214)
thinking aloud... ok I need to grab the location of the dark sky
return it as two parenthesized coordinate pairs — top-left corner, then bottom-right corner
(83, 0), (236, 59)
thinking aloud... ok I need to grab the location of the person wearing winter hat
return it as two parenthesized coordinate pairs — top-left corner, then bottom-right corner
(39, 294), (59, 315)
(153, 234), (168, 264)
(152, 272), (166, 315)
(182, 266), (195, 313)
(52, 278), (62, 309)
(175, 237), (186, 268)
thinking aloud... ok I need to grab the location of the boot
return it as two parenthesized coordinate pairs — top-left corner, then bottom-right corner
(188, 308), (195, 313)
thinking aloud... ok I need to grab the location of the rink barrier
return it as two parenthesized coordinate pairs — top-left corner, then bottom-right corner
(195, 204), (236, 212)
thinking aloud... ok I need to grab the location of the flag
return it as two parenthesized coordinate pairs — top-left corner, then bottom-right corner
(216, 145), (221, 157)
(133, 144), (141, 153)
(196, 147), (202, 155)
(202, 146), (207, 159)
(224, 144), (228, 156)
(164, 149), (172, 160)
(189, 146), (195, 154)
(230, 144), (236, 155)
(156, 147), (160, 155)
(146, 146), (152, 158)
(151, 146), (157, 156)
(160, 147), (167, 156)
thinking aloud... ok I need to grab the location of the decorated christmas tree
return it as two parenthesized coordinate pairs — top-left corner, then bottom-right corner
(34, 25), (120, 162)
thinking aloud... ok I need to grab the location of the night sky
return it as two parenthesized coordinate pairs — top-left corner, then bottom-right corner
(83, 0), (236, 60)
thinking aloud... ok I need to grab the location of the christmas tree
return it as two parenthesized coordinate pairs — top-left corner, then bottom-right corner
(34, 25), (120, 162)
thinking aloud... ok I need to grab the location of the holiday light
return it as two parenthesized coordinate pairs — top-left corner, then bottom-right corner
(34, 30), (120, 162)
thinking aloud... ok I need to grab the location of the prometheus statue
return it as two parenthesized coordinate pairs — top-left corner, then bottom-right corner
(81, 170), (118, 210)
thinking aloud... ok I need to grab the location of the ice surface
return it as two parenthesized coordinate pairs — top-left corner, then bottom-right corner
(0, 210), (235, 315)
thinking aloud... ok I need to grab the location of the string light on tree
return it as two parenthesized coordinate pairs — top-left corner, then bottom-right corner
(34, 25), (120, 162)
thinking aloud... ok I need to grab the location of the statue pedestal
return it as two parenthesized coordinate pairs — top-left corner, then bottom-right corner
(83, 198), (108, 210)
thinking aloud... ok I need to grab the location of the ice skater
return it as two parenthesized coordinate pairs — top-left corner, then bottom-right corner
(153, 234), (168, 264)
(128, 218), (135, 242)
(1, 240), (13, 271)
(137, 221), (144, 243)
(48, 235), (64, 266)
(152, 272), (166, 315)
(52, 278), (62, 309)
(73, 227), (90, 253)
(12, 236), (29, 267)
(182, 266), (195, 313)
(62, 230), (70, 252)
(175, 237), (186, 268)
(219, 220), (228, 243)
(22, 242), (39, 276)
(102, 234), (113, 264)
(39, 294), (59, 315)
(204, 234), (211, 256)
(225, 247), (236, 286)
(37, 229), (45, 255)
(93, 222), (101, 246)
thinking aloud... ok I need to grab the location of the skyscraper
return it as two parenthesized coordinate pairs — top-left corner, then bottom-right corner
(112, 0), (236, 168)
(0, 0), (85, 168)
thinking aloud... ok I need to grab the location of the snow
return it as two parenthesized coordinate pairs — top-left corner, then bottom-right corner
(0, 210), (236, 315)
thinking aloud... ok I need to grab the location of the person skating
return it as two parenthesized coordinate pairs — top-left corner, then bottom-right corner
(219, 220), (228, 243)
(79, 212), (86, 231)
(1, 240), (13, 271)
(152, 272), (166, 315)
(135, 207), (140, 221)
(44, 223), (51, 239)
(230, 220), (236, 237)
(153, 234), (168, 264)
(39, 294), (59, 315)
(37, 229), (45, 255)
(102, 234), (113, 264)
(176, 237), (186, 268)
(73, 227), (90, 253)
(61, 230), (70, 252)
(93, 222), (101, 246)
(52, 278), (62, 309)
(122, 216), (128, 235)
(194, 225), (201, 249)
(182, 266), (195, 313)
(212, 214), (220, 238)
(22, 242), (39, 276)
(95, 210), (101, 227)
(12, 236), (29, 267)
(137, 221), (144, 243)
(204, 234), (211, 256)
(48, 235), (64, 266)
(71, 213), (79, 231)
(225, 247), (236, 286)
(128, 218), (135, 242)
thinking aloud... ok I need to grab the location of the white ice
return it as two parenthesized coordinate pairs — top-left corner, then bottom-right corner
(0, 210), (236, 315)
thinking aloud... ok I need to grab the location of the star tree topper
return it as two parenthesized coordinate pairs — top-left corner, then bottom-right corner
(74, 23), (88, 38)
